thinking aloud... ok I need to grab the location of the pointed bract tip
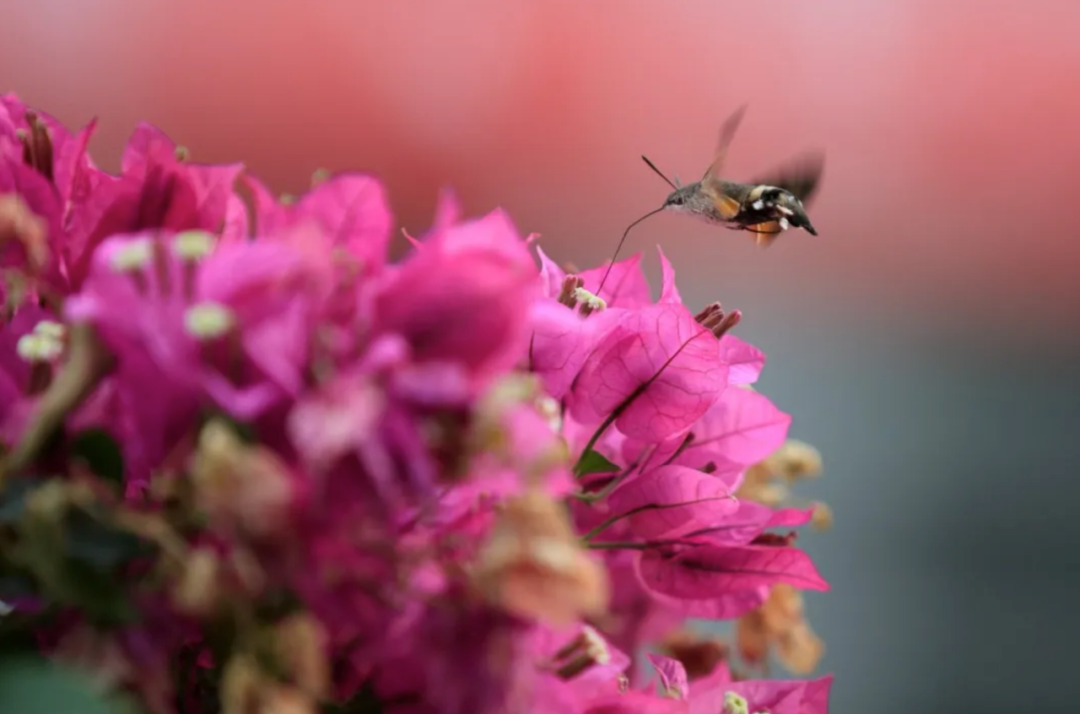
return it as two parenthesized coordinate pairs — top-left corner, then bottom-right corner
(400, 227), (422, 249)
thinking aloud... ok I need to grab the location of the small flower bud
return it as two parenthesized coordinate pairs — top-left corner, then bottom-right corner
(311, 168), (332, 186)
(714, 309), (742, 337)
(694, 301), (742, 337)
(694, 302), (723, 326)
(557, 275), (584, 308)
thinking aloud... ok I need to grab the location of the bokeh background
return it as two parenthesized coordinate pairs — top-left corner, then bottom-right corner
(3, 1), (1079, 712)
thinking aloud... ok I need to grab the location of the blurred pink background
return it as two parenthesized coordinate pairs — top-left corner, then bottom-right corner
(3, 3), (1080, 712)
(3, 0), (1079, 341)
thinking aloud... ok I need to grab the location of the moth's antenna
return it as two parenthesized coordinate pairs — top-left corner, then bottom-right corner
(594, 205), (666, 297)
(641, 155), (678, 190)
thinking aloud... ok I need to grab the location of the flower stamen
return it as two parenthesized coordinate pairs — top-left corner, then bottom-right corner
(108, 239), (153, 274)
(723, 691), (749, 714)
(172, 230), (215, 299)
(557, 276), (584, 308)
(572, 287), (606, 316)
(32, 320), (67, 341)
(171, 230), (215, 262)
(184, 302), (236, 340)
(16, 332), (63, 363)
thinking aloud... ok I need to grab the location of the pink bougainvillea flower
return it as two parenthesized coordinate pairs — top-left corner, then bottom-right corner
(600, 464), (739, 541)
(623, 385), (792, 491)
(64, 123), (243, 289)
(569, 301), (728, 443)
(0, 95), (108, 294)
(285, 332), (550, 512)
(0, 95), (841, 714)
(244, 170), (392, 271)
(287, 339), (442, 511)
(372, 206), (539, 385)
(370, 595), (540, 714)
(66, 228), (332, 420)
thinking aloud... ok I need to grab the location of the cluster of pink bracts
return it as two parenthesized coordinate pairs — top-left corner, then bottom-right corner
(0, 93), (833, 714)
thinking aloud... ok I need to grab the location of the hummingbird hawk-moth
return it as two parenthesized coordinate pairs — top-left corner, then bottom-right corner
(596, 106), (824, 294)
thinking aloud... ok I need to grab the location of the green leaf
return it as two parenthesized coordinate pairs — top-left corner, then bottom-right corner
(58, 558), (137, 625)
(0, 654), (143, 714)
(13, 509), (141, 626)
(574, 448), (620, 477)
(63, 509), (149, 570)
(69, 429), (125, 489)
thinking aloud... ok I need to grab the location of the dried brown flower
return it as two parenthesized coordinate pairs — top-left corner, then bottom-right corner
(472, 489), (609, 626)
(735, 583), (825, 675)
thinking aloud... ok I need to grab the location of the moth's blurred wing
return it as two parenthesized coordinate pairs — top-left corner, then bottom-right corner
(701, 104), (749, 183)
(750, 151), (826, 207)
